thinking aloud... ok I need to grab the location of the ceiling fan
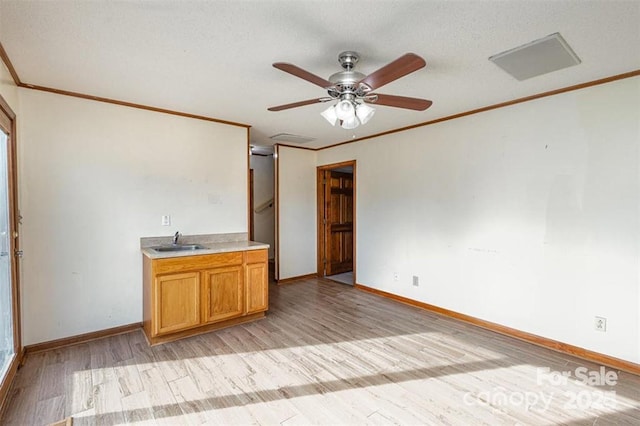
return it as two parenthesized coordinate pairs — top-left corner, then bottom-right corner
(268, 51), (433, 130)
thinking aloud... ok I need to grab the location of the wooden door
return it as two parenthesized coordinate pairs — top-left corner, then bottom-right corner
(154, 272), (200, 335)
(323, 170), (354, 275)
(202, 265), (244, 323)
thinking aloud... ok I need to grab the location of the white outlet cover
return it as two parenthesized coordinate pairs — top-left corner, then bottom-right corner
(594, 316), (607, 332)
(161, 215), (171, 226)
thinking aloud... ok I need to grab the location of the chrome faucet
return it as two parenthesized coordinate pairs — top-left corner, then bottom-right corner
(173, 231), (181, 245)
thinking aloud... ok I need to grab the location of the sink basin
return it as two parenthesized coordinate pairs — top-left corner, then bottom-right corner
(151, 244), (207, 252)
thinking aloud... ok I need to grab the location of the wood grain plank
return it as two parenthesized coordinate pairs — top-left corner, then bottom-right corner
(2, 278), (639, 425)
(34, 395), (65, 425)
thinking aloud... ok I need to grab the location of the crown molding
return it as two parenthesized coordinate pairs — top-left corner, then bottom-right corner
(273, 69), (640, 152)
(0, 42), (21, 86)
(0, 41), (250, 128)
(320, 69), (640, 151)
(21, 83), (251, 128)
(2, 40), (638, 149)
(273, 143), (316, 151)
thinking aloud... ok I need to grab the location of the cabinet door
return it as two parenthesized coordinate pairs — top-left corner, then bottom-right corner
(246, 262), (268, 314)
(202, 265), (244, 323)
(154, 272), (200, 336)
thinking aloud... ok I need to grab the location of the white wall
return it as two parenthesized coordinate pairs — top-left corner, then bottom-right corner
(19, 89), (248, 344)
(314, 76), (640, 364)
(276, 145), (316, 280)
(250, 154), (275, 258)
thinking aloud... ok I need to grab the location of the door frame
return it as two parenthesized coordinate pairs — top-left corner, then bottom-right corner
(0, 93), (21, 415)
(249, 168), (254, 241)
(317, 160), (356, 282)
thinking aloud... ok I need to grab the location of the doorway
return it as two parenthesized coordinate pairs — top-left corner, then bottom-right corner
(317, 161), (355, 285)
(250, 147), (275, 279)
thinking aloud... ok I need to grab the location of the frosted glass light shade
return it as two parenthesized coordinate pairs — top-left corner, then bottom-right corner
(321, 105), (338, 126)
(335, 100), (356, 120)
(356, 103), (375, 124)
(341, 116), (359, 129)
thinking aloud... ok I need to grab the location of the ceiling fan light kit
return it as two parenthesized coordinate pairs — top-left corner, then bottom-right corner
(320, 95), (376, 129)
(269, 51), (432, 130)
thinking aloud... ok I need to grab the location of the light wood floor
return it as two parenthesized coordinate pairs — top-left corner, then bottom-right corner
(2, 278), (639, 425)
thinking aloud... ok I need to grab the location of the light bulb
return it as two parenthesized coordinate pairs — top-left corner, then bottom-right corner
(341, 116), (359, 130)
(335, 100), (355, 120)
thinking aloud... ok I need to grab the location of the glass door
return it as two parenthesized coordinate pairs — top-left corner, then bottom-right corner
(0, 128), (12, 379)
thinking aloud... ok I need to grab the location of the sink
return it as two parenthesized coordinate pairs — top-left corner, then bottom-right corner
(151, 244), (207, 252)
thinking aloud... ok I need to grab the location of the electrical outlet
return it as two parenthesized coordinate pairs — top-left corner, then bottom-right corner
(393, 272), (399, 281)
(594, 316), (607, 332)
(161, 215), (171, 226)
(413, 275), (419, 287)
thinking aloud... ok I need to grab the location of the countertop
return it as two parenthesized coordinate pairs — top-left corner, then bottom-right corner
(140, 232), (269, 259)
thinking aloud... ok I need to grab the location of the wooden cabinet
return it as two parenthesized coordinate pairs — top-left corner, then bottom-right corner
(245, 250), (268, 314)
(154, 272), (200, 335)
(143, 249), (268, 345)
(202, 265), (244, 323)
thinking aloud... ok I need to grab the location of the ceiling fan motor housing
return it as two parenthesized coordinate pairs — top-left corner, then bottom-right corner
(329, 51), (371, 99)
(338, 51), (359, 69)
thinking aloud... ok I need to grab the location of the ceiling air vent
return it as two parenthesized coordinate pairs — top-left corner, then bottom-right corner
(269, 133), (316, 144)
(489, 33), (581, 81)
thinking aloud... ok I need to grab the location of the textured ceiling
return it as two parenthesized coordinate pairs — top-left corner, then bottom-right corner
(1, 1), (639, 149)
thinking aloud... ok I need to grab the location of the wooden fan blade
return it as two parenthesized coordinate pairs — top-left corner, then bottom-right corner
(366, 94), (432, 111)
(358, 53), (426, 91)
(268, 98), (328, 111)
(273, 63), (333, 88)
